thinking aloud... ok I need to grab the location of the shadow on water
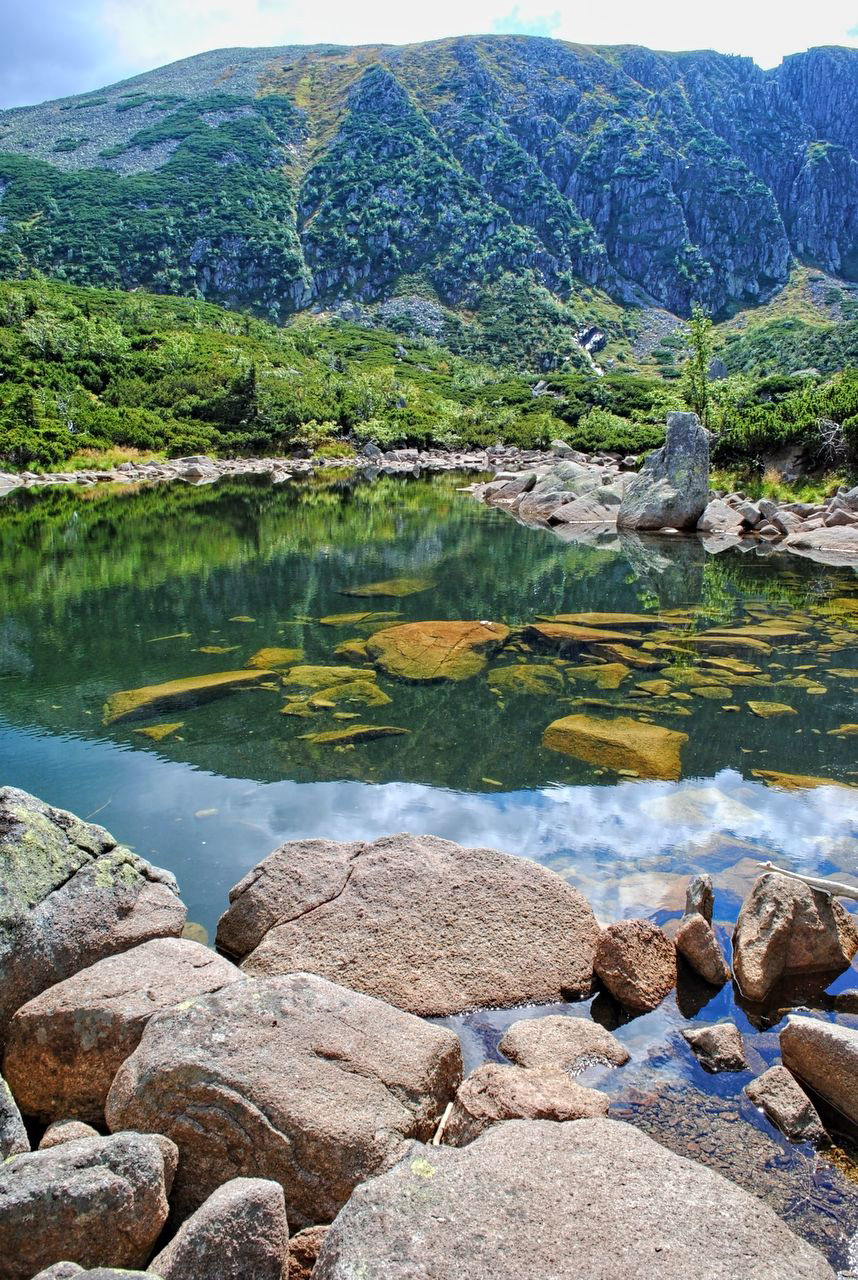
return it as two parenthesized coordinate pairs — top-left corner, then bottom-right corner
(1, 473), (857, 1267)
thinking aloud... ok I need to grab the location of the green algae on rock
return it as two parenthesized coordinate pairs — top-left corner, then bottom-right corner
(543, 714), (688, 781)
(566, 663), (631, 690)
(334, 638), (371, 662)
(132, 722), (184, 742)
(281, 665), (375, 690)
(320, 611), (401, 627)
(752, 770), (855, 791)
(341, 578), (433, 598)
(487, 664), (565, 696)
(307, 680), (392, 710)
(299, 725), (410, 745)
(748, 701), (798, 718)
(103, 669), (274, 724)
(246, 647), (304, 669)
(524, 623), (641, 653)
(367, 621), (510, 682)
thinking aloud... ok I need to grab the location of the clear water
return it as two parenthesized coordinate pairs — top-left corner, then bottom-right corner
(2, 472), (858, 1266)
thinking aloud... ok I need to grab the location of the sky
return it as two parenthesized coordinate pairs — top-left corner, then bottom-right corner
(2, 0), (858, 109)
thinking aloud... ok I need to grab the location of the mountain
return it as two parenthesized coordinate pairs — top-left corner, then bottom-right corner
(1, 36), (857, 366)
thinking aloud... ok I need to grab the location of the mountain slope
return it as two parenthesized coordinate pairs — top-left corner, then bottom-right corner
(1, 36), (857, 355)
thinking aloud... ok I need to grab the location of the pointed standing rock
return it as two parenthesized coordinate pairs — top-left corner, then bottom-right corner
(674, 912), (731, 986)
(617, 412), (710, 531)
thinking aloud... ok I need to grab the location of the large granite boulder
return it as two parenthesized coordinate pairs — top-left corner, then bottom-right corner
(594, 919), (677, 1012)
(105, 972), (462, 1226)
(150, 1177), (289, 1280)
(0, 1131), (177, 1280)
(617, 412), (710, 531)
(0, 1072), (27, 1158)
(0, 787), (186, 1044)
(4, 937), (242, 1124)
(780, 1015), (858, 1127)
(445, 1064), (608, 1146)
(217, 833), (598, 1015)
(312, 1119), (835, 1279)
(732, 873), (858, 1002)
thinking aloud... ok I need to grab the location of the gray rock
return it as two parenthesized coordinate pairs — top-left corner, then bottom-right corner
(498, 1014), (629, 1071)
(686, 874), (714, 923)
(445, 1064), (608, 1145)
(780, 1015), (858, 1127)
(0, 1130), (177, 1280)
(312, 1119), (835, 1279)
(105, 972), (462, 1226)
(697, 499), (744, 534)
(150, 1177), (288, 1280)
(681, 1022), (749, 1072)
(4, 937), (242, 1124)
(32, 1269), (159, 1280)
(39, 1120), (100, 1150)
(0, 787), (186, 1045)
(216, 833), (597, 1016)
(617, 413), (710, 531)
(745, 1065), (827, 1145)
(0, 1073), (28, 1158)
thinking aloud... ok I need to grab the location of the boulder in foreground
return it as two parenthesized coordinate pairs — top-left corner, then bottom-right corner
(150, 1177), (288, 1280)
(217, 833), (598, 1015)
(4, 937), (241, 1124)
(105, 972), (462, 1226)
(542, 714), (688, 781)
(312, 1119), (835, 1279)
(732, 873), (858, 1002)
(780, 1015), (858, 1128)
(445, 1064), (608, 1146)
(0, 787), (186, 1043)
(0, 1131), (177, 1280)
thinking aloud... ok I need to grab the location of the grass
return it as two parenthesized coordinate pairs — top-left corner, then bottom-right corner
(710, 466), (851, 504)
(44, 447), (168, 473)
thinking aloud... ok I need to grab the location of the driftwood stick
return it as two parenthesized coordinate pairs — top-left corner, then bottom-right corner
(431, 1102), (454, 1147)
(757, 861), (858, 902)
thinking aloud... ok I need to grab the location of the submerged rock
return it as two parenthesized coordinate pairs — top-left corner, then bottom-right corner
(311, 1119), (835, 1279)
(4, 937), (241, 1124)
(565, 662), (631, 690)
(340, 578), (433, 597)
(594, 919), (677, 1012)
(681, 1022), (749, 1072)
(367, 620), (510, 681)
(0, 787), (186, 1044)
(149, 1177), (289, 1280)
(732, 873), (858, 1002)
(745, 1065), (827, 1145)
(103, 669), (273, 723)
(617, 412), (710, 531)
(445, 1064), (608, 1146)
(498, 1014), (629, 1072)
(245, 647), (303, 669)
(487, 663), (564, 695)
(281, 664), (373, 689)
(542, 713), (688, 781)
(305, 680), (391, 709)
(780, 1016), (858, 1128)
(298, 724), (409, 745)
(0, 1130), (177, 1280)
(216, 833), (598, 1016)
(105, 972), (462, 1226)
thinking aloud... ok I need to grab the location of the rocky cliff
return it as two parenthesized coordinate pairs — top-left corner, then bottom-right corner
(0, 36), (856, 331)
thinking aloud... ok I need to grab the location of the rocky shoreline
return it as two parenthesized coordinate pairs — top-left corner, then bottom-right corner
(2, 785), (858, 1278)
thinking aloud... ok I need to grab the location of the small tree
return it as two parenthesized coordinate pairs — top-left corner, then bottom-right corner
(682, 303), (714, 426)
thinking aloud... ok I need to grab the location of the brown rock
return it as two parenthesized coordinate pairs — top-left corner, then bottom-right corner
(289, 1226), (329, 1280)
(311, 1119), (835, 1279)
(216, 833), (597, 1016)
(498, 1014), (629, 1071)
(0, 1130), (177, 1280)
(0, 1072), (28, 1158)
(105, 972), (462, 1226)
(39, 1120), (100, 1150)
(732, 873), (858, 1002)
(780, 1015), (858, 1127)
(674, 912), (730, 986)
(4, 938), (241, 1124)
(594, 919), (677, 1012)
(0, 787), (186, 1044)
(542, 714), (687, 781)
(150, 1177), (288, 1280)
(366, 620), (510, 681)
(445, 1063), (608, 1146)
(745, 1065), (827, 1144)
(681, 1023), (748, 1072)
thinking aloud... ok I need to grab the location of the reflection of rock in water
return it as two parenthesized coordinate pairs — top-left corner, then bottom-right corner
(613, 1081), (858, 1269)
(0, 620), (33, 676)
(619, 531), (706, 608)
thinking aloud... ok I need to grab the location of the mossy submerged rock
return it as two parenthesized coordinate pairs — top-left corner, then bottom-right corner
(280, 664), (373, 690)
(487, 663), (564, 695)
(299, 724), (409, 745)
(311, 1119), (835, 1279)
(542, 713), (688, 781)
(367, 620), (510, 681)
(0, 787), (186, 1044)
(245, 647), (304, 669)
(306, 679), (391, 709)
(340, 578), (433, 598)
(103, 668), (273, 723)
(217, 833), (598, 1016)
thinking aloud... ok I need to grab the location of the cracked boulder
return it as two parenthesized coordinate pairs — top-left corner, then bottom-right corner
(0, 1130), (177, 1280)
(104, 972), (462, 1226)
(216, 833), (598, 1015)
(365, 620), (510, 681)
(0, 787), (186, 1045)
(311, 1119), (835, 1279)
(4, 937), (242, 1124)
